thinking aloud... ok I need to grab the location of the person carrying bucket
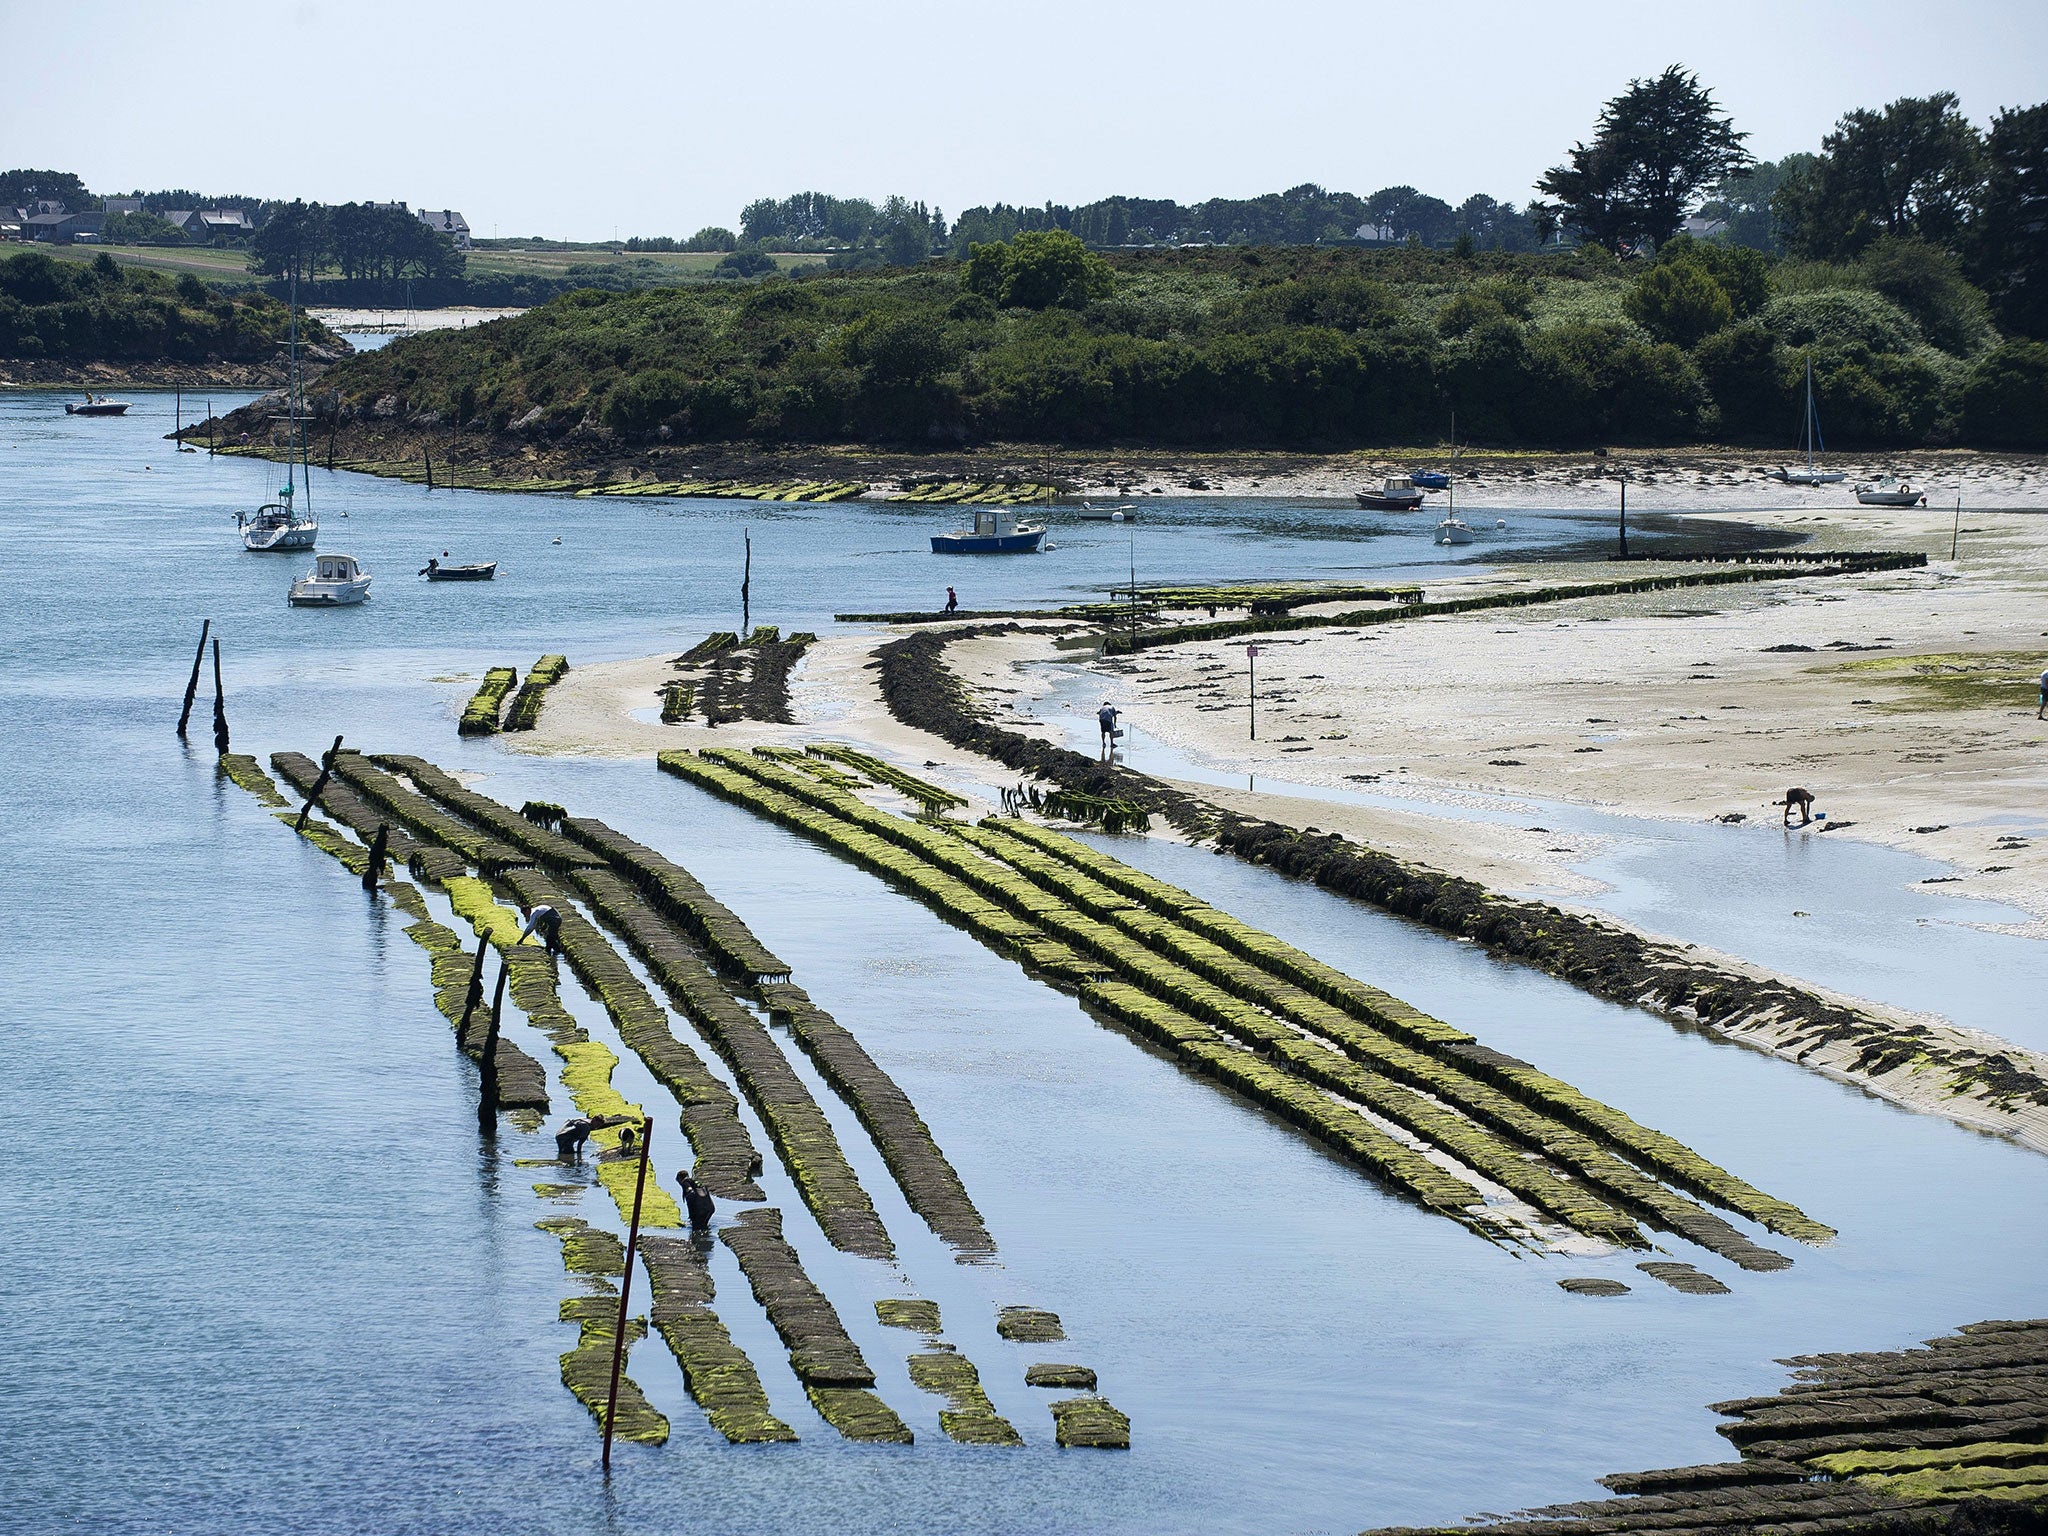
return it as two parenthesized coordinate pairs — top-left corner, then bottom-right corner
(1098, 700), (1121, 759)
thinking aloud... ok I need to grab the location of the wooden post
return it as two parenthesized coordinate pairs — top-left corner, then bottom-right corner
(477, 955), (509, 1133)
(210, 635), (230, 753)
(455, 927), (491, 1038)
(1248, 643), (1259, 741)
(424, 447), (434, 491)
(602, 1116), (654, 1472)
(207, 399), (215, 456)
(741, 528), (751, 635)
(1618, 477), (1628, 559)
(294, 733), (345, 832)
(361, 823), (389, 890)
(1950, 493), (1962, 562)
(177, 619), (210, 737)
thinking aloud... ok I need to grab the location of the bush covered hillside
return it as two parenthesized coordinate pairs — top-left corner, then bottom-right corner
(0, 250), (334, 363)
(325, 235), (2044, 452)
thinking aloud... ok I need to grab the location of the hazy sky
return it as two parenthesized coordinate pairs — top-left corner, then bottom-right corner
(8, 0), (2043, 238)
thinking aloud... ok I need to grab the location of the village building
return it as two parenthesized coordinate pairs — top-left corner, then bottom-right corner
(416, 207), (471, 248)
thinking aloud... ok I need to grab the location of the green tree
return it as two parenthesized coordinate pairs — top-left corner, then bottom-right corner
(1855, 237), (1993, 354)
(1538, 67), (1751, 249)
(1968, 104), (2048, 339)
(1959, 340), (2048, 445)
(963, 230), (1113, 309)
(1696, 156), (1813, 253)
(248, 200), (329, 285)
(0, 169), (95, 210)
(1777, 94), (1986, 259)
(1624, 261), (1733, 346)
(102, 210), (187, 246)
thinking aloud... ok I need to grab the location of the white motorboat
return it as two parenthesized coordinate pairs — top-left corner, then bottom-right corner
(65, 392), (131, 416)
(1077, 502), (1138, 521)
(1854, 478), (1927, 507)
(289, 552), (372, 606)
(1770, 359), (1846, 485)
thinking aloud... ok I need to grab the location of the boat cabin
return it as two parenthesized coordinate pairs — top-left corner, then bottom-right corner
(312, 554), (364, 582)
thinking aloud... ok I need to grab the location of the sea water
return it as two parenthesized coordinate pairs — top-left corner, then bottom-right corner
(2, 388), (2042, 1536)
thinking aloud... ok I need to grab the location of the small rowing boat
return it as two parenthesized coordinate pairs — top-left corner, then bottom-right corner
(421, 557), (498, 581)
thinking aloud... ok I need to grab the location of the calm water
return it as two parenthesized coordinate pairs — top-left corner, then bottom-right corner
(3, 388), (2042, 1536)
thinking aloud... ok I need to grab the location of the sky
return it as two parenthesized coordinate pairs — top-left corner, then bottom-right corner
(7, 0), (2044, 240)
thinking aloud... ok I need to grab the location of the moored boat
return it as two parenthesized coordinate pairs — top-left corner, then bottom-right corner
(238, 275), (322, 551)
(64, 393), (131, 416)
(1356, 476), (1425, 511)
(1770, 359), (1846, 485)
(1410, 470), (1451, 491)
(1076, 503), (1137, 521)
(1434, 516), (1475, 545)
(1854, 479), (1927, 507)
(289, 552), (372, 607)
(932, 508), (1046, 554)
(421, 557), (498, 581)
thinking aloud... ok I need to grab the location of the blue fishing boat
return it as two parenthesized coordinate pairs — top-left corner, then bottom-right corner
(1410, 470), (1451, 490)
(931, 508), (1047, 554)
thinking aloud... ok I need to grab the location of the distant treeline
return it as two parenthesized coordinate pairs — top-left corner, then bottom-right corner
(309, 239), (2047, 453)
(0, 249), (328, 361)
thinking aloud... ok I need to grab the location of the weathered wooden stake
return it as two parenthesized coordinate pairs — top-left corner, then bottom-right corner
(294, 734), (346, 832)
(425, 447), (434, 491)
(455, 927), (491, 1038)
(176, 619), (211, 737)
(361, 823), (389, 890)
(1951, 493), (1962, 562)
(602, 1116), (655, 1472)
(477, 956), (510, 1133)
(210, 636), (230, 753)
(741, 527), (751, 634)
(1618, 477), (1629, 558)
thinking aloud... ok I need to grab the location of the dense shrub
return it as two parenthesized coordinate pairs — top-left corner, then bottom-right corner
(1762, 288), (1924, 353)
(0, 249), (322, 361)
(1959, 341), (2048, 446)
(1625, 262), (1734, 346)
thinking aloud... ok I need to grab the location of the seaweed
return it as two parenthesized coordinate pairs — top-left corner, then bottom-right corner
(876, 1299), (943, 1333)
(906, 1348), (1022, 1445)
(217, 753), (287, 806)
(555, 1294), (670, 1445)
(718, 1208), (913, 1443)
(459, 666), (518, 736)
(1025, 1363), (1098, 1389)
(996, 1307), (1067, 1344)
(1049, 1396), (1130, 1449)
(503, 654), (569, 732)
(568, 865), (890, 1259)
(639, 1234), (797, 1443)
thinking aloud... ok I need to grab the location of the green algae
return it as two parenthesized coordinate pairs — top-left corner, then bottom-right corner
(876, 1299), (943, 1333)
(503, 654), (569, 732)
(996, 1307), (1067, 1344)
(1049, 1395), (1130, 1449)
(217, 753), (287, 806)
(535, 1216), (625, 1275)
(803, 744), (966, 813)
(1026, 1363), (1098, 1389)
(1812, 1441), (2048, 1479)
(639, 1234), (797, 1444)
(1833, 651), (2046, 712)
(533, 1182), (584, 1203)
(568, 864), (889, 1259)
(459, 666), (518, 736)
(1636, 1260), (1732, 1295)
(496, 866), (763, 1203)
(555, 1294), (669, 1445)
(906, 1349), (1022, 1446)
(805, 1386), (914, 1443)
(718, 1208), (913, 1443)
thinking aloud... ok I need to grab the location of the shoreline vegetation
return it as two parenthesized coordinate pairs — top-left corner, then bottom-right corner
(178, 239), (2044, 477)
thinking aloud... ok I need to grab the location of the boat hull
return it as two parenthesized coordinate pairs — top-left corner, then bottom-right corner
(289, 580), (371, 607)
(1435, 524), (1475, 546)
(65, 402), (131, 416)
(931, 530), (1046, 553)
(1410, 471), (1450, 490)
(1772, 469), (1846, 485)
(1855, 491), (1925, 507)
(244, 523), (318, 552)
(1356, 492), (1424, 511)
(424, 563), (497, 581)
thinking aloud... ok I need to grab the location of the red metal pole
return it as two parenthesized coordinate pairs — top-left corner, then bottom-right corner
(602, 1116), (654, 1471)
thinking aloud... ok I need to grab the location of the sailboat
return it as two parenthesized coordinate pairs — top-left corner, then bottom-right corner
(1771, 359), (1845, 486)
(238, 275), (320, 551)
(1434, 478), (1475, 545)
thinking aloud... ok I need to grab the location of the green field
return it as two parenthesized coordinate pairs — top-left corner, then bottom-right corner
(25, 238), (813, 291)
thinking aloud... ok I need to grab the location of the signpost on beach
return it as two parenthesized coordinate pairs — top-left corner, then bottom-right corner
(1247, 644), (1259, 740)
